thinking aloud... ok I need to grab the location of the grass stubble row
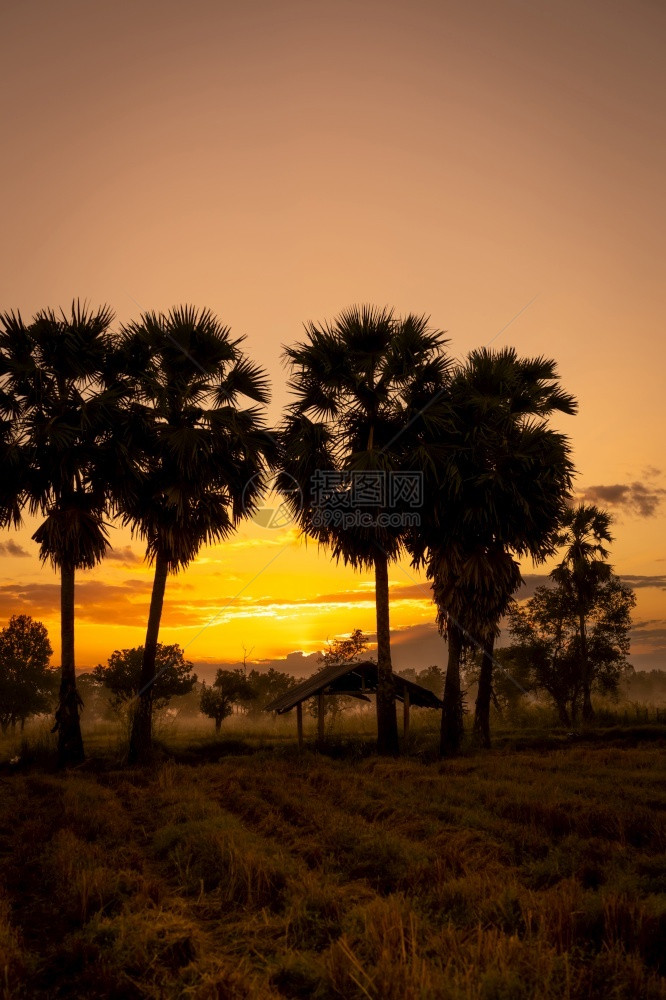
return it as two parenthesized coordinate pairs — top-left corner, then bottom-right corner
(0, 743), (665, 998)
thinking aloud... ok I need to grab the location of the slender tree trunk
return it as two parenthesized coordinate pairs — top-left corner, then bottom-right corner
(215, 718), (221, 733)
(56, 564), (85, 767)
(571, 698), (579, 726)
(579, 608), (594, 722)
(374, 551), (399, 756)
(129, 551), (169, 764)
(556, 700), (571, 727)
(473, 635), (495, 749)
(440, 620), (464, 756)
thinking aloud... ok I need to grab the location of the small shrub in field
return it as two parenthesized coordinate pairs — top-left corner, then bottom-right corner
(325, 896), (433, 1000)
(59, 908), (200, 997)
(283, 873), (349, 951)
(153, 817), (289, 908)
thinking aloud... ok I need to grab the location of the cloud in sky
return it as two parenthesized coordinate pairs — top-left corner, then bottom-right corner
(3, 571), (664, 670)
(0, 540), (30, 558)
(0, 577), (434, 635)
(580, 480), (666, 518)
(620, 575), (666, 591)
(629, 624), (666, 670)
(194, 649), (322, 683)
(518, 573), (666, 597)
(105, 545), (143, 565)
(192, 623), (448, 681)
(0, 579), (154, 626)
(3, 570), (663, 634)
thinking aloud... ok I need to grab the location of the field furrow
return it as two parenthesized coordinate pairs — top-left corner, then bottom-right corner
(1, 743), (665, 999)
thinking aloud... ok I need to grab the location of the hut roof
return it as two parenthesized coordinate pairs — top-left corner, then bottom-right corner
(264, 659), (442, 714)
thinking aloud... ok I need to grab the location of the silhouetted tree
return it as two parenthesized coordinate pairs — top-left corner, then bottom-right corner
(0, 303), (119, 765)
(398, 665), (445, 698)
(551, 503), (613, 721)
(476, 647), (532, 716)
(92, 644), (197, 713)
(507, 573), (635, 724)
(0, 615), (56, 731)
(111, 306), (275, 763)
(279, 305), (450, 755)
(410, 348), (576, 753)
(310, 629), (371, 723)
(244, 668), (297, 714)
(200, 669), (256, 731)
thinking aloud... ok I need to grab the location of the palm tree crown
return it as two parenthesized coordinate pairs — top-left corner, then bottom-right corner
(552, 503), (613, 589)
(279, 304), (451, 754)
(114, 305), (275, 762)
(0, 301), (118, 765)
(410, 347), (577, 752)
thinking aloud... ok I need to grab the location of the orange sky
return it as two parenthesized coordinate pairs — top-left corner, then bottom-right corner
(1, 0), (665, 672)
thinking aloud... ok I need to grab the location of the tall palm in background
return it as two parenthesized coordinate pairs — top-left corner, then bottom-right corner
(114, 306), (275, 764)
(0, 303), (118, 765)
(411, 348), (576, 754)
(278, 305), (450, 755)
(551, 503), (613, 722)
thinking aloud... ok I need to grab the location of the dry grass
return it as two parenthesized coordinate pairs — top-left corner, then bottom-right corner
(0, 739), (665, 998)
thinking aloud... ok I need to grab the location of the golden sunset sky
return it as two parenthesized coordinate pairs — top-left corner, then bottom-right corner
(1, 0), (664, 674)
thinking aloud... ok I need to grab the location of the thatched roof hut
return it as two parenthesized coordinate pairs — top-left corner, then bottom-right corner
(264, 659), (442, 746)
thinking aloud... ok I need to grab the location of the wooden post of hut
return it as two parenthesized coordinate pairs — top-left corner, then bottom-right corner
(403, 688), (410, 737)
(318, 691), (325, 741)
(296, 702), (303, 750)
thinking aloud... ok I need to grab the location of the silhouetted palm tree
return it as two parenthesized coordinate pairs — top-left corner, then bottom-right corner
(114, 306), (275, 764)
(551, 503), (613, 722)
(0, 302), (118, 765)
(278, 305), (450, 755)
(428, 543), (523, 753)
(411, 348), (576, 753)
(0, 357), (26, 531)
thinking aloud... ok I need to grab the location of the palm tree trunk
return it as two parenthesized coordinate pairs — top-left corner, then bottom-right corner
(56, 564), (85, 767)
(374, 551), (399, 756)
(129, 550), (169, 764)
(579, 608), (594, 722)
(473, 635), (495, 749)
(440, 620), (464, 756)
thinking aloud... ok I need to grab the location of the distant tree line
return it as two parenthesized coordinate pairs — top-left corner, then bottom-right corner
(0, 298), (638, 763)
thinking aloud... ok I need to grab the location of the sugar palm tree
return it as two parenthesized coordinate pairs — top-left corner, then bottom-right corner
(551, 503), (613, 722)
(411, 348), (576, 753)
(428, 543), (523, 753)
(0, 302), (118, 766)
(114, 306), (275, 764)
(278, 305), (450, 755)
(0, 365), (26, 532)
